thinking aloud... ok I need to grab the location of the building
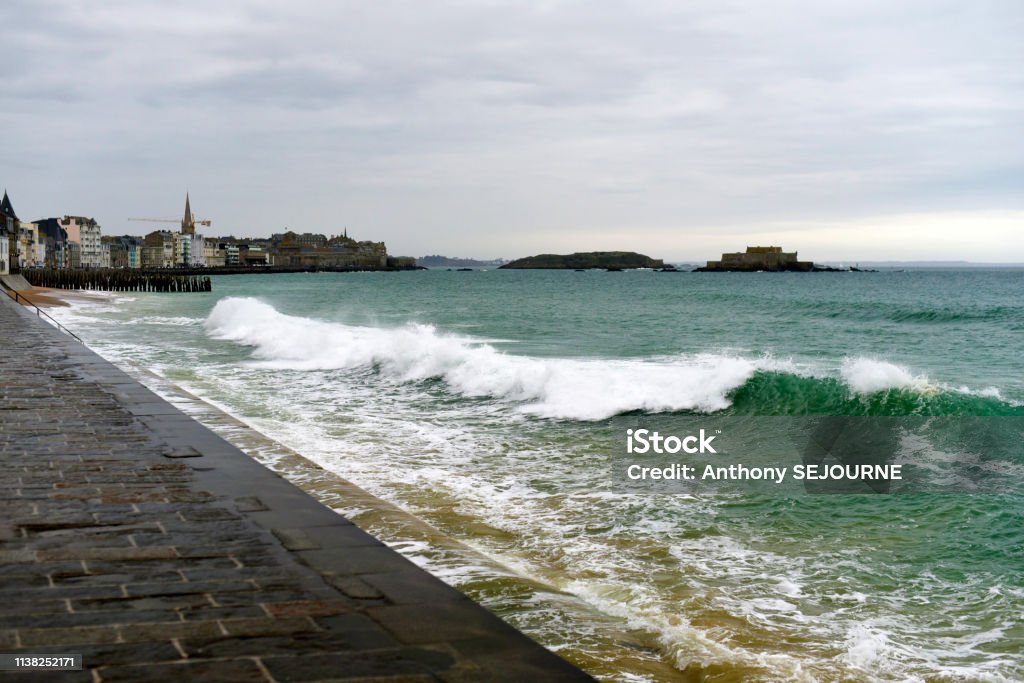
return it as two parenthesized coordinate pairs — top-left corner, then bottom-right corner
(222, 243), (240, 266)
(61, 216), (103, 268)
(35, 226), (47, 267)
(0, 198), (10, 275)
(203, 238), (225, 268)
(66, 241), (81, 269)
(1, 191), (18, 273)
(35, 218), (70, 269)
(141, 230), (175, 269)
(0, 193), (45, 271)
(103, 235), (125, 268)
(103, 235), (142, 269)
(173, 232), (188, 266)
(188, 234), (206, 267)
(16, 221), (41, 269)
(268, 231), (328, 249)
(124, 237), (141, 268)
(0, 220), (8, 274)
(1, 191), (46, 270)
(170, 231), (206, 267)
(238, 245), (270, 267)
(269, 230), (388, 268)
(699, 246), (814, 272)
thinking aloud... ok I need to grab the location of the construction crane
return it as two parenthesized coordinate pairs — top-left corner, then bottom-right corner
(128, 217), (211, 226)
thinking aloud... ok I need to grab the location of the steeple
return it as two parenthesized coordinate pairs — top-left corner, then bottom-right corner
(181, 192), (195, 235)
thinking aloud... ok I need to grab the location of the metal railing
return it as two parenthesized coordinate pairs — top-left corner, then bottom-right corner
(1, 284), (83, 343)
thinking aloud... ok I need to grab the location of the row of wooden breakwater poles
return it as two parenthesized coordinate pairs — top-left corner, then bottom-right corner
(22, 268), (212, 292)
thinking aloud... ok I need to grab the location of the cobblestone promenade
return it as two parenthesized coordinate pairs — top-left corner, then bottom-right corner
(0, 295), (593, 682)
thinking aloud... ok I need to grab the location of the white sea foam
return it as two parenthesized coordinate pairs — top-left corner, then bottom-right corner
(204, 297), (792, 420)
(840, 357), (932, 394)
(128, 315), (203, 326)
(839, 357), (1010, 402)
(841, 625), (892, 670)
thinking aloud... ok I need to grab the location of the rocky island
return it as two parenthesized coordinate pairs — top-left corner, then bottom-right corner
(500, 251), (664, 270)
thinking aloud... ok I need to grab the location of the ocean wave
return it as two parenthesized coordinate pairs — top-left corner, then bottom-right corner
(205, 297), (1019, 419)
(727, 369), (1019, 416)
(795, 300), (1024, 325)
(122, 315), (203, 327)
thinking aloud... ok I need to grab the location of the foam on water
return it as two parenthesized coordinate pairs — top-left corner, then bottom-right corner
(841, 357), (932, 394)
(125, 315), (203, 326)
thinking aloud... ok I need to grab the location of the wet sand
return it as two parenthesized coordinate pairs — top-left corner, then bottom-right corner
(6, 285), (110, 308)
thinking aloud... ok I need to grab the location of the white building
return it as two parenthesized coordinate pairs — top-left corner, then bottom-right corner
(171, 232), (206, 267)
(224, 243), (240, 266)
(61, 216), (103, 268)
(189, 233), (206, 266)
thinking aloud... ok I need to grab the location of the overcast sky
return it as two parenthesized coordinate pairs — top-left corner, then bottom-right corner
(2, 0), (1021, 261)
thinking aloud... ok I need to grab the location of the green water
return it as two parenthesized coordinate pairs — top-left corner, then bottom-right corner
(52, 269), (1024, 681)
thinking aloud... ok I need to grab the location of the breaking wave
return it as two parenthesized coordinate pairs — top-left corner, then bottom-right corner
(205, 297), (1020, 419)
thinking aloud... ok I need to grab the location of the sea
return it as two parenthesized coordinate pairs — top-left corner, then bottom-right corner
(48, 268), (1024, 682)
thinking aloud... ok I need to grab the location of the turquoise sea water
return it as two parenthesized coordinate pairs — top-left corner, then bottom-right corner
(51, 269), (1024, 681)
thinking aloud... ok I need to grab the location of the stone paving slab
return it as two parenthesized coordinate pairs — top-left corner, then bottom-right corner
(0, 295), (594, 682)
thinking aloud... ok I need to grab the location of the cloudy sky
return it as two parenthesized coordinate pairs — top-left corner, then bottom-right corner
(2, 0), (1021, 261)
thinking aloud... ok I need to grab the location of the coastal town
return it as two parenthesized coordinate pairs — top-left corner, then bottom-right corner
(0, 190), (415, 276)
(0, 187), (882, 284)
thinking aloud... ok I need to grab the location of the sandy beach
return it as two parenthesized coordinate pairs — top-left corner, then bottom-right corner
(5, 285), (112, 308)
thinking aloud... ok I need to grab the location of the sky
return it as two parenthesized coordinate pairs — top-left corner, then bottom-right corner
(1, 0), (1022, 261)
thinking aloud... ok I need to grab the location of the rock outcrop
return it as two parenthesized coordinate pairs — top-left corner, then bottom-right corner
(500, 251), (664, 270)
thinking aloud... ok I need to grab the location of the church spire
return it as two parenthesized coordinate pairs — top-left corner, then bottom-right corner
(181, 192), (195, 235)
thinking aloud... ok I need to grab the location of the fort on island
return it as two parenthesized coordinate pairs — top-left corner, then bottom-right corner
(697, 246), (816, 272)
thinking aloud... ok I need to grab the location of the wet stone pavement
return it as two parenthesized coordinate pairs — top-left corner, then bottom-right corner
(0, 295), (593, 683)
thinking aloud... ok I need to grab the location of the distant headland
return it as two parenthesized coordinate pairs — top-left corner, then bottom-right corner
(417, 255), (508, 268)
(500, 251), (664, 270)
